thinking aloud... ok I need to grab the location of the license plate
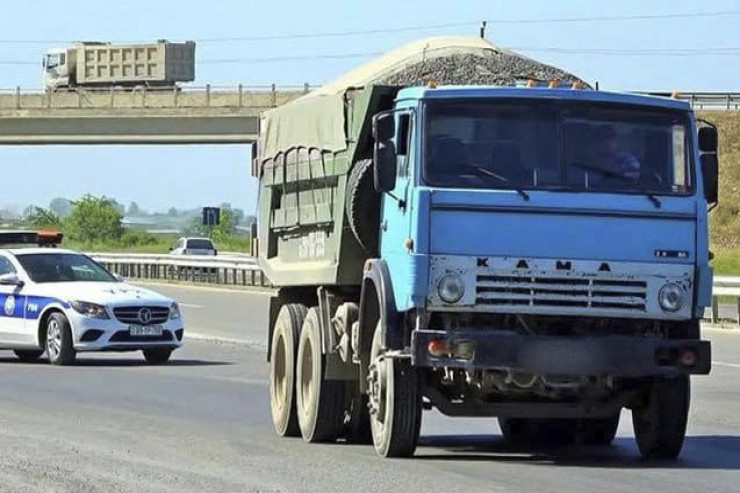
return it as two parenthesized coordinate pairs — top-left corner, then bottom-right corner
(129, 325), (164, 336)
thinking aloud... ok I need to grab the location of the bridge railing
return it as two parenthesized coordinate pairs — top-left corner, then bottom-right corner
(0, 84), (311, 111)
(0, 86), (739, 111)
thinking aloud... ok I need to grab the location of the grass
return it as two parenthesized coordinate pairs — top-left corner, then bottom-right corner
(60, 236), (251, 255)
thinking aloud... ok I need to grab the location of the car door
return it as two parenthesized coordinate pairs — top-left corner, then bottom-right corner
(0, 254), (27, 345)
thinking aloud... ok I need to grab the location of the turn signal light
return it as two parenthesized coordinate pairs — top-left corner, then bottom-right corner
(428, 339), (448, 357)
(548, 79), (560, 88)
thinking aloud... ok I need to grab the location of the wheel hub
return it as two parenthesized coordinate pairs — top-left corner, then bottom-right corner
(367, 355), (388, 422)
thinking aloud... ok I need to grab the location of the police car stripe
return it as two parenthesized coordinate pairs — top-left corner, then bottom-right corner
(0, 294), (67, 321)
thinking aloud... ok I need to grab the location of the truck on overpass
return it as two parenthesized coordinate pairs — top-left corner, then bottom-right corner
(254, 36), (717, 459)
(43, 40), (195, 91)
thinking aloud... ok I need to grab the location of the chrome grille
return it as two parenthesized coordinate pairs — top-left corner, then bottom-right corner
(476, 274), (647, 312)
(113, 306), (171, 325)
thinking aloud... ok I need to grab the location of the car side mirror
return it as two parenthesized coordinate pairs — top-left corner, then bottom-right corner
(701, 153), (719, 205)
(0, 273), (23, 287)
(113, 273), (125, 282)
(699, 126), (718, 153)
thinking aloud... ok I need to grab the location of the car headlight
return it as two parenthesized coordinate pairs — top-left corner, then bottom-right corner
(658, 283), (685, 312)
(438, 274), (465, 304)
(70, 301), (109, 319)
(170, 302), (181, 320)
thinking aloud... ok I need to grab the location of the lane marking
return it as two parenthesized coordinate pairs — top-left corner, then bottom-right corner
(179, 303), (203, 309)
(713, 361), (740, 369)
(133, 281), (275, 296)
(186, 331), (263, 347)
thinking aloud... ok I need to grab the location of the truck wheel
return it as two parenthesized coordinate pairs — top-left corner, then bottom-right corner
(577, 414), (620, 446)
(632, 375), (690, 460)
(13, 349), (44, 363)
(269, 303), (308, 437)
(296, 307), (346, 442)
(346, 159), (381, 255)
(45, 312), (76, 366)
(367, 321), (422, 458)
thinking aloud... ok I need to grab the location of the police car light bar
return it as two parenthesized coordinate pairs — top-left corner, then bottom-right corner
(0, 230), (64, 247)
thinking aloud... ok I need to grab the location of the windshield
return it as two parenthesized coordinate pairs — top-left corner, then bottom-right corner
(423, 99), (692, 195)
(16, 253), (117, 283)
(187, 239), (214, 249)
(45, 53), (63, 70)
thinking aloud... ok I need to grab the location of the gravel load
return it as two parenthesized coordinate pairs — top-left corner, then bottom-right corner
(377, 51), (587, 87)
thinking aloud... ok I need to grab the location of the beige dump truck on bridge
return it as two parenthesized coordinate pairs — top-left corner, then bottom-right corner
(43, 40), (195, 91)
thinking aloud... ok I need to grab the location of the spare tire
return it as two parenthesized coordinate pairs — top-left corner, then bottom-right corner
(346, 159), (381, 255)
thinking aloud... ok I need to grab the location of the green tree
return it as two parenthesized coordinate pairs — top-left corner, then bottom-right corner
(65, 195), (123, 245)
(127, 201), (143, 217)
(49, 198), (73, 218)
(213, 207), (235, 241)
(25, 206), (61, 229)
(167, 207), (178, 216)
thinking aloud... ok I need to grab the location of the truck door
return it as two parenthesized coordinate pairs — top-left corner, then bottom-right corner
(379, 111), (415, 289)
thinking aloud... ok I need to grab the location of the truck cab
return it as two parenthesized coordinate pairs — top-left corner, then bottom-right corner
(43, 48), (71, 91)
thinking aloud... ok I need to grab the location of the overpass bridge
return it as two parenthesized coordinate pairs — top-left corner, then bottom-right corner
(0, 84), (309, 144)
(0, 86), (735, 145)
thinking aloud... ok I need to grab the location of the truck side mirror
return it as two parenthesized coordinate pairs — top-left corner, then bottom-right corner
(372, 112), (395, 141)
(374, 140), (397, 192)
(701, 153), (719, 205)
(698, 126), (718, 153)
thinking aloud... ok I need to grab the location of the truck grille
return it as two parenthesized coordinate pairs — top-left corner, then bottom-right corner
(113, 306), (171, 325)
(476, 275), (647, 312)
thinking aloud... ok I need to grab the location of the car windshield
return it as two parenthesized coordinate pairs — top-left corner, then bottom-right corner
(423, 99), (692, 195)
(16, 253), (117, 283)
(187, 239), (214, 249)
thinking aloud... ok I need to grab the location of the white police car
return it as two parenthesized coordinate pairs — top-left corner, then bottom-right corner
(0, 231), (185, 365)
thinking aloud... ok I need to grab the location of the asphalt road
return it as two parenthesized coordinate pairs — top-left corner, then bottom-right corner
(0, 283), (738, 492)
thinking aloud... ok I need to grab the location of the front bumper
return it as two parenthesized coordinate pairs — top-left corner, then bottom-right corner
(69, 311), (185, 352)
(411, 329), (711, 376)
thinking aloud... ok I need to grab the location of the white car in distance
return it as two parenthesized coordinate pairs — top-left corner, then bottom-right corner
(0, 231), (185, 365)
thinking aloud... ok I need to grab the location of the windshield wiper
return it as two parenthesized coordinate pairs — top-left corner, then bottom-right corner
(644, 192), (662, 209)
(571, 162), (662, 208)
(469, 166), (530, 201)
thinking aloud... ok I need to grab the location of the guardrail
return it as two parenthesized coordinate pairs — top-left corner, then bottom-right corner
(88, 254), (740, 323)
(636, 91), (740, 111)
(90, 253), (272, 288)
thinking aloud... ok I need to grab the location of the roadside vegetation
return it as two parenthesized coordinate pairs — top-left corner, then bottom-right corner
(16, 194), (251, 254)
(700, 111), (740, 275)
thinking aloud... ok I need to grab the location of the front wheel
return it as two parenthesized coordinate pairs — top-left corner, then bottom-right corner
(142, 348), (173, 365)
(367, 321), (422, 458)
(46, 312), (76, 366)
(632, 375), (690, 460)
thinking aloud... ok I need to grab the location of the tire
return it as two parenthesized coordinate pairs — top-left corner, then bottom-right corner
(345, 159), (381, 255)
(296, 307), (346, 442)
(269, 303), (308, 437)
(142, 348), (173, 365)
(577, 414), (620, 446)
(45, 312), (76, 366)
(368, 321), (422, 458)
(632, 375), (690, 460)
(13, 349), (44, 363)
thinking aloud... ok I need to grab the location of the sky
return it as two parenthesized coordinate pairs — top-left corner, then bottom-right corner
(0, 0), (738, 215)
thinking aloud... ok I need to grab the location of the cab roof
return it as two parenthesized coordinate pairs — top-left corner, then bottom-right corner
(396, 85), (692, 112)
(2, 247), (78, 256)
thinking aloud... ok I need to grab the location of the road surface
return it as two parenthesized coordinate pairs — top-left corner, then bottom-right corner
(0, 283), (737, 492)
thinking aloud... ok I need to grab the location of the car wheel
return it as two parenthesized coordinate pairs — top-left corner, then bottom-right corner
(46, 312), (76, 366)
(142, 348), (173, 365)
(13, 349), (44, 363)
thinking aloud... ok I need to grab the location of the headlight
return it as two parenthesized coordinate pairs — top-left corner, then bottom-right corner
(170, 302), (181, 320)
(70, 301), (109, 319)
(438, 274), (465, 304)
(658, 283), (685, 312)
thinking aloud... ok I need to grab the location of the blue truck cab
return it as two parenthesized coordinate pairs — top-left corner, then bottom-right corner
(365, 82), (717, 458)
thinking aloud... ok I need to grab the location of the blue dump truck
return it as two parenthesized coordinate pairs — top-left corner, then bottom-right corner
(255, 39), (717, 460)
